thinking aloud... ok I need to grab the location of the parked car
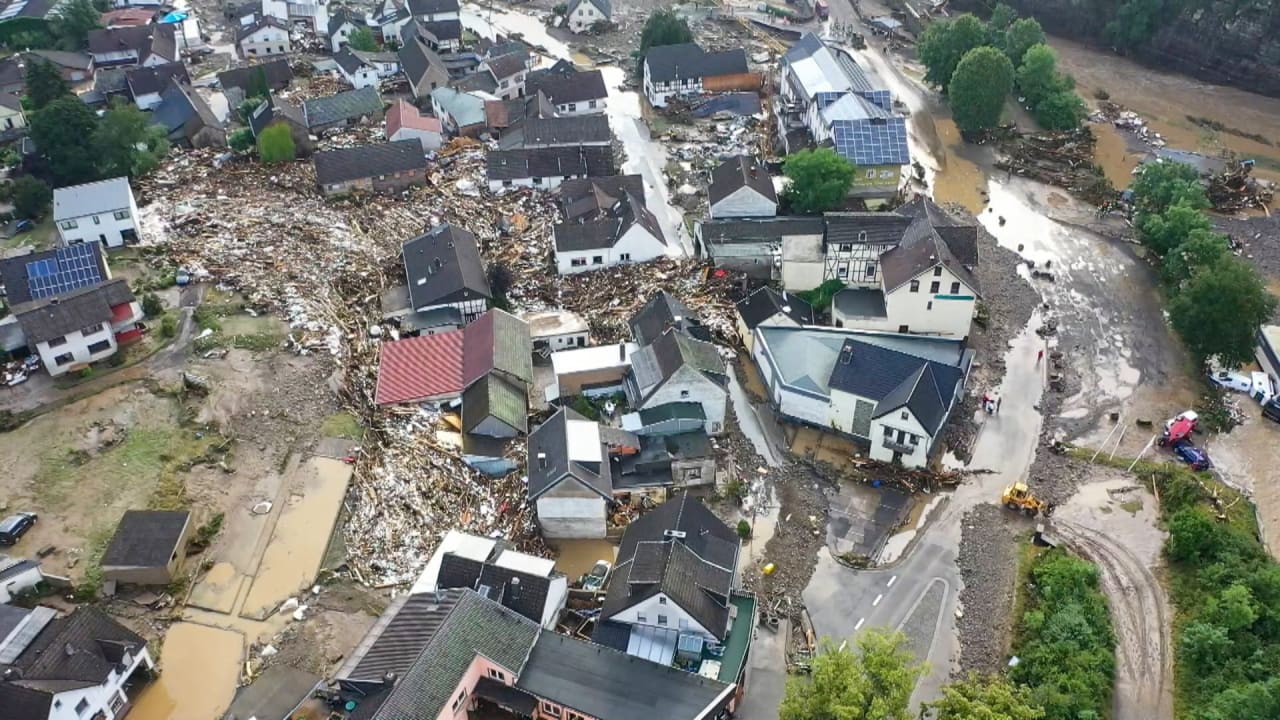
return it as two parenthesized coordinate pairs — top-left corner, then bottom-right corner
(0, 511), (37, 545)
(1264, 397), (1280, 424)
(1171, 442), (1212, 471)
(1208, 370), (1252, 393)
(580, 560), (611, 591)
(13, 219), (33, 233)
(1160, 415), (1196, 447)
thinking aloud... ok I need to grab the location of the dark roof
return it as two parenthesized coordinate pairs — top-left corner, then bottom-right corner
(507, 115), (610, 149)
(736, 287), (813, 329)
(0, 241), (109, 306)
(708, 155), (776, 208)
(342, 589), (463, 681)
(13, 279), (134, 345)
(567, 0), (611, 18)
(527, 408), (613, 501)
(643, 43), (748, 83)
(0, 683), (51, 720)
(0, 0), (60, 19)
(517, 630), (732, 720)
(461, 373), (527, 434)
(878, 203), (980, 295)
(826, 338), (966, 435)
(247, 94), (305, 137)
(463, 309), (532, 387)
(699, 216), (825, 245)
(236, 16), (290, 43)
(474, 676), (537, 715)
(486, 145), (614, 181)
(152, 80), (221, 137)
(25, 50), (92, 71)
(304, 86), (383, 128)
(558, 175), (645, 221)
(217, 59), (294, 93)
(436, 550), (552, 624)
(0, 57), (24, 91)
(604, 494), (739, 639)
(335, 48), (371, 75)
(313, 140), (426, 186)
(525, 68), (607, 105)
(402, 223), (490, 310)
(629, 290), (710, 346)
(832, 287), (887, 319)
(485, 51), (526, 80)
(452, 69), (497, 94)
(420, 19), (462, 42)
(399, 36), (446, 87)
(7, 607), (145, 687)
(328, 7), (366, 36)
(824, 211), (915, 247)
(553, 191), (664, 252)
(406, 0), (460, 15)
(100, 510), (191, 569)
(87, 24), (176, 63)
(125, 62), (190, 97)
(93, 67), (129, 95)
(371, 591), (539, 720)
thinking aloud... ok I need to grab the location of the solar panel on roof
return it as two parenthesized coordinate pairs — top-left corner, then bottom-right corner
(832, 117), (910, 167)
(25, 243), (104, 300)
(0, 1), (28, 19)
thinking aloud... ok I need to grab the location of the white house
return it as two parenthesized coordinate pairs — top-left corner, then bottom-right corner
(642, 43), (749, 108)
(751, 326), (972, 468)
(328, 9), (365, 52)
(14, 279), (143, 377)
(236, 17), (292, 58)
(53, 177), (140, 248)
(734, 286), (813, 352)
(0, 94), (26, 135)
(708, 155), (777, 219)
(566, 0), (610, 33)
(553, 192), (666, 274)
(525, 68), (608, 116)
(519, 309), (590, 354)
(625, 328), (728, 435)
(400, 224), (491, 330)
(407, 0), (460, 22)
(527, 408), (615, 538)
(482, 51), (527, 100)
(486, 145), (614, 192)
(334, 48), (399, 89)
(546, 341), (637, 401)
(0, 556), (43, 602)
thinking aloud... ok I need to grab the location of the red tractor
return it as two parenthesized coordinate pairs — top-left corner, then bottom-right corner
(1159, 415), (1196, 447)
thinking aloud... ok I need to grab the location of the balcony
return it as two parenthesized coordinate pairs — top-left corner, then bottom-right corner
(882, 439), (914, 455)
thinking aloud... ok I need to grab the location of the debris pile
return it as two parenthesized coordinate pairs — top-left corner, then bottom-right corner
(995, 128), (1118, 206)
(1205, 160), (1274, 212)
(955, 503), (1022, 674)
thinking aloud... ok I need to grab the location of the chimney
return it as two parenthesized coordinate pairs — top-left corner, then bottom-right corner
(509, 576), (521, 601)
(619, 342), (626, 361)
(537, 452), (546, 469)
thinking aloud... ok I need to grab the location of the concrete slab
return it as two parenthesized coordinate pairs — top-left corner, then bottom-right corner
(826, 481), (910, 561)
(736, 619), (789, 720)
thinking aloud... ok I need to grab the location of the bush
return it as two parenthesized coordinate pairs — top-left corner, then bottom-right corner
(11, 176), (51, 219)
(160, 314), (177, 338)
(141, 292), (164, 318)
(736, 519), (751, 539)
(228, 128), (255, 153)
(257, 122), (296, 164)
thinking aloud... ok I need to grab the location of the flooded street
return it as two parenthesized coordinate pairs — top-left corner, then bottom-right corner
(550, 538), (618, 579)
(129, 622), (244, 720)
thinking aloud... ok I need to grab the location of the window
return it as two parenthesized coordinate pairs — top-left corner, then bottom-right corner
(619, 253), (631, 261)
(109, 693), (125, 713)
(898, 324), (909, 332)
(838, 243), (852, 252)
(950, 281), (961, 294)
(680, 389), (690, 398)
(87, 339), (111, 354)
(929, 281), (940, 293)
(571, 257), (587, 267)
(909, 435), (919, 445)
(568, 103), (576, 111)
(865, 262), (877, 279)
(92, 215), (101, 225)
(900, 411), (909, 420)
(657, 614), (668, 625)
(927, 301), (933, 310)
(934, 267), (943, 276)
(500, 79), (509, 88)
(588, 100), (597, 108)
(637, 613), (647, 623)
(532, 177), (543, 185)
(61, 220), (78, 230)
(837, 265), (848, 279)
(75, 698), (90, 716)
(866, 169), (875, 178)
(909, 280), (919, 293)
(567, 713), (587, 720)
(487, 668), (506, 681)
(883, 426), (893, 439)
(685, 467), (702, 480)
(502, 179), (513, 187)
(658, 596), (667, 605)
(114, 210), (131, 220)
(858, 231), (867, 242)
(48, 335), (67, 347)
(450, 690), (467, 712)
(592, 255), (603, 264)
(81, 321), (104, 336)
(542, 702), (562, 717)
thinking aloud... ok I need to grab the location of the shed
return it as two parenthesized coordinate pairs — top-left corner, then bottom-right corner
(100, 509), (193, 585)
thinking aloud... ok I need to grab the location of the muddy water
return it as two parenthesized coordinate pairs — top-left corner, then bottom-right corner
(550, 538), (617, 580)
(129, 622), (244, 720)
(460, 3), (569, 58)
(1092, 123), (1141, 189)
(929, 118), (988, 214)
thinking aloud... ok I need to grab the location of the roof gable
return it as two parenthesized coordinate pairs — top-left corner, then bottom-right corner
(402, 223), (490, 310)
(708, 155), (776, 209)
(644, 43), (748, 83)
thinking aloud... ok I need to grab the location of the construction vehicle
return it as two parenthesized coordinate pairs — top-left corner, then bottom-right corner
(1001, 481), (1054, 517)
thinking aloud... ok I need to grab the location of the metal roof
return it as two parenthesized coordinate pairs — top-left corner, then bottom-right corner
(53, 177), (133, 221)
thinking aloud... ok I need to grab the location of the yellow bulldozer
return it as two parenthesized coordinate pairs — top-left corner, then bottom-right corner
(1001, 481), (1054, 517)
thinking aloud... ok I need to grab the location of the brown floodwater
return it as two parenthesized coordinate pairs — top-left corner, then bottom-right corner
(1092, 122), (1142, 189)
(929, 117), (989, 214)
(129, 622), (244, 720)
(550, 538), (618, 580)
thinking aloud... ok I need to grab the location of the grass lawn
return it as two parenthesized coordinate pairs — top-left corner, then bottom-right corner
(320, 412), (364, 440)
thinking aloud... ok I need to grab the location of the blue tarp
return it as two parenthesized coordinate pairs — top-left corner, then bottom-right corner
(160, 10), (188, 23)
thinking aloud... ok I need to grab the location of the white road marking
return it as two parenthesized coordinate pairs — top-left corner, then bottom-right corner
(854, 617), (865, 630)
(873, 594), (883, 607)
(887, 575), (897, 588)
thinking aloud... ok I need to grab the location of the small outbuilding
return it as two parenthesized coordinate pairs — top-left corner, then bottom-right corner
(100, 509), (193, 586)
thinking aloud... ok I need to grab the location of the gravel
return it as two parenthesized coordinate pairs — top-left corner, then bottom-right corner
(1214, 215), (1280, 320)
(955, 503), (1023, 674)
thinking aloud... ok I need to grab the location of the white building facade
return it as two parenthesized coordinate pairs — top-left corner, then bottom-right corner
(47, 646), (155, 720)
(53, 178), (141, 249)
(554, 223), (665, 275)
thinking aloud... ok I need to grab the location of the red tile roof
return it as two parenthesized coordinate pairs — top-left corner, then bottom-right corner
(101, 8), (155, 27)
(375, 329), (466, 405)
(386, 99), (442, 137)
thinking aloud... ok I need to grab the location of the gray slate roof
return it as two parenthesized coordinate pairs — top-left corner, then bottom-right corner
(304, 86), (383, 128)
(644, 43), (748, 83)
(824, 211), (914, 247)
(566, 0), (611, 18)
(100, 510), (190, 569)
(485, 51), (526, 81)
(486, 145), (614, 181)
(406, 0), (460, 15)
(879, 203), (980, 296)
(552, 191), (664, 252)
(629, 290), (710, 346)
(6, 606), (145, 688)
(503, 114), (611, 149)
(826, 337), (967, 434)
(13, 279), (134, 345)
(125, 62), (190, 97)
(699, 216), (825, 245)
(558, 175), (645, 221)
(525, 68), (607, 105)
(436, 549), (553, 624)
(217, 59), (294, 94)
(736, 286), (813, 329)
(340, 588), (462, 681)
(401, 223), (490, 310)
(328, 7), (366, 36)
(629, 328), (726, 402)
(87, 24), (176, 63)
(398, 36), (446, 87)
(527, 408), (613, 501)
(708, 155), (776, 208)
(236, 16), (289, 43)
(313, 140), (426, 186)
(832, 287), (887, 319)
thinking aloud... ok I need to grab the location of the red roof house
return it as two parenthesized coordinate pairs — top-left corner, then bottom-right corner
(374, 329), (466, 405)
(386, 99), (443, 151)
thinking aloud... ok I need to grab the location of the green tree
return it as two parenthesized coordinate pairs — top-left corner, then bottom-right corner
(989, 2), (1018, 31)
(11, 176), (51, 219)
(638, 11), (693, 73)
(948, 47), (1014, 134)
(1168, 508), (1222, 562)
(1206, 584), (1258, 632)
(228, 128), (255, 153)
(918, 14), (989, 88)
(30, 97), (98, 184)
(93, 101), (169, 178)
(1180, 622), (1232, 673)
(782, 147), (855, 214)
(1033, 91), (1085, 130)
(52, 0), (101, 50)
(1003, 17), (1046, 65)
(257, 122), (296, 163)
(246, 66), (271, 100)
(24, 57), (70, 109)
(1104, 0), (1163, 48)
(1162, 229), (1230, 289)
(1169, 256), (1277, 364)
(925, 674), (1044, 719)
(1015, 44), (1068, 108)
(239, 96), (267, 124)
(779, 630), (923, 720)
(1137, 201), (1213, 257)
(1129, 160), (1208, 215)
(348, 26), (378, 52)
(141, 292), (164, 318)
(9, 29), (56, 51)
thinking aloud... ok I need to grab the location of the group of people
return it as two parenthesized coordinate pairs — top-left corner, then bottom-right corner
(982, 390), (1002, 415)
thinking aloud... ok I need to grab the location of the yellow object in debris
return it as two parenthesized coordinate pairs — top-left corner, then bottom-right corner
(762, 563), (777, 576)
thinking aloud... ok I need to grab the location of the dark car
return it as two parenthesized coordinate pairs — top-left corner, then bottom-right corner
(1265, 398), (1280, 424)
(1172, 442), (1212, 471)
(0, 511), (37, 545)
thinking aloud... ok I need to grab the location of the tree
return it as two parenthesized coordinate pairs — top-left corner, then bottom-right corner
(30, 97), (98, 184)
(638, 11), (692, 73)
(925, 674), (1044, 720)
(782, 148), (855, 214)
(1129, 160), (1209, 215)
(1180, 622), (1232, 673)
(779, 630), (923, 720)
(11, 176), (51, 219)
(228, 128), (255, 153)
(949, 47), (1014, 134)
(918, 14), (988, 88)
(24, 58), (70, 110)
(1104, 0), (1163, 48)
(1162, 229), (1230, 289)
(1003, 17), (1046, 65)
(1168, 508), (1222, 562)
(1015, 44), (1068, 108)
(238, 96), (266, 124)
(52, 0), (101, 51)
(989, 3), (1018, 31)
(1169, 256), (1279, 364)
(348, 26), (379, 52)
(141, 292), (164, 318)
(93, 101), (169, 178)
(1206, 584), (1258, 632)
(1137, 201), (1213, 257)
(257, 123), (296, 163)
(245, 66), (271, 101)
(1033, 91), (1085, 130)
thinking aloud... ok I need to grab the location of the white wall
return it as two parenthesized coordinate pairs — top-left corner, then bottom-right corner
(643, 60), (703, 108)
(36, 321), (119, 377)
(780, 233), (825, 291)
(390, 126), (443, 151)
(541, 576), (569, 628)
(489, 175), (569, 192)
(883, 265), (975, 337)
(828, 387), (872, 438)
(568, 2), (604, 32)
(492, 71), (525, 100)
(607, 591), (717, 639)
(709, 186), (776, 220)
(555, 225), (665, 275)
(536, 495), (606, 538)
(869, 407), (930, 467)
(240, 28), (292, 58)
(644, 366), (726, 435)
(57, 198), (139, 248)
(0, 564), (43, 603)
(553, 97), (605, 116)
(419, 9), (460, 20)
(0, 106), (26, 131)
(330, 21), (355, 52)
(342, 64), (379, 89)
(49, 647), (154, 720)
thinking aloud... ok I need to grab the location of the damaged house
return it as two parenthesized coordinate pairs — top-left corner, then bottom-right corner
(303, 86), (384, 133)
(734, 286), (814, 352)
(625, 327), (728, 436)
(486, 145), (614, 191)
(383, 223), (491, 334)
(524, 65), (607, 115)
(553, 189), (666, 274)
(86, 24), (177, 68)
(151, 79), (227, 149)
(313, 139), (427, 196)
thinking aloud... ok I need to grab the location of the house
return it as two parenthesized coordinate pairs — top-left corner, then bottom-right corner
(0, 0), (66, 24)
(124, 61), (189, 110)
(695, 216), (826, 282)
(518, 309), (589, 355)
(546, 341), (637, 401)
(620, 401), (708, 436)
(12, 279), (143, 376)
(313, 139), (427, 196)
(403, 16), (463, 53)
(0, 240), (110, 305)
(331, 589), (735, 720)
(86, 23), (177, 68)
(303, 85), (383, 132)
(415, 530), (568, 628)
(151, 80), (227, 149)
(557, 174), (643, 221)
(0, 557), (43, 603)
(400, 223), (490, 331)
(484, 88), (555, 137)
(553, 191), (667, 274)
(525, 66), (607, 115)
(459, 310), (535, 437)
(24, 50), (93, 84)
(485, 145), (614, 191)
(327, 7), (365, 52)
(777, 33), (909, 198)
(399, 35), (449, 100)
(429, 85), (489, 137)
(247, 95), (313, 155)
(0, 57), (25, 96)
(480, 50), (527, 100)
(407, 0), (459, 22)
(752, 326), (972, 467)
(625, 327), (728, 435)
(629, 290), (712, 346)
(52, 177), (140, 248)
(217, 59), (293, 99)
(385, 98), (442, 151)
(499, 114), (611, 150)
(0, 606), (156, 720)
(708, 155), (777, 219)
(614, 431), (716, 496)
(527, 407), (616, 538)
(735, 286), (813, 351)
(368, 0), (411, 41)
(642, 43), (753, 109)
(334, 48), (400, 89)
(237, 16), (291, 58)
(99, 510), (193, 586)
(0, 93), (25, 137)
(566, 0), (610, 33)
